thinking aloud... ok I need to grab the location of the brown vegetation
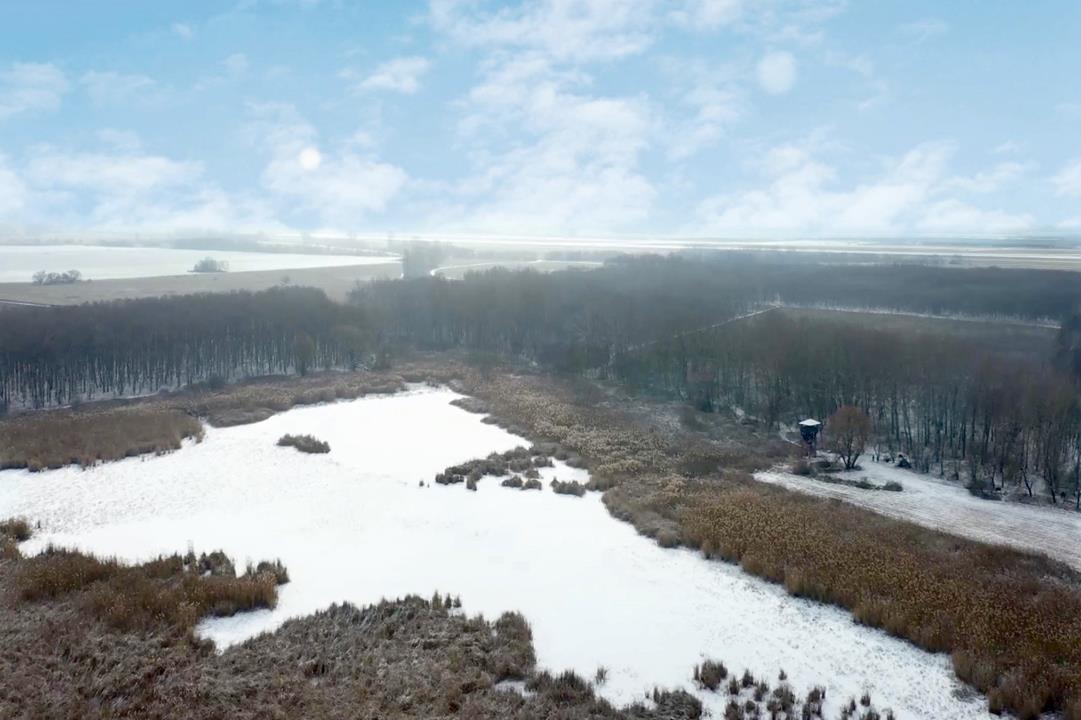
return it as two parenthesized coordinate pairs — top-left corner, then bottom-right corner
(827, 405), (871, 470)
(0, 367), (406, 471)
(0, 546), (703, 719)
(15, 546), (285, 633)
(435, 445), (556, 486)
(457, 366), (1081, 719)
(552, 479), (587, 496)
(0, 517), (31, 542)
(277, 433), (330, 454)
(0, 405), (203, 471)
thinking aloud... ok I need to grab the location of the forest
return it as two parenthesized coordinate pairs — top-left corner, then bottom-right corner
(3, 252), (1080, 506)
(613, 310), (1081, 506)
(0, 287), (368, 410)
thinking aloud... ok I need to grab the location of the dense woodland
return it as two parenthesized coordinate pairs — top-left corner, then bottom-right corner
(3, 253), (1081, 505)
(0, 287), (368, 410)
(614, 311), (1081, 506)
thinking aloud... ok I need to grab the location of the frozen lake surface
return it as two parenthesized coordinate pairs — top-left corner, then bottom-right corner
(0, 244), (391, 282)
(1, 387), (991, 718)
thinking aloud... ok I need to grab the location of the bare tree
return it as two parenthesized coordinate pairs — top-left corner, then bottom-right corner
(828, 405), (871, 470)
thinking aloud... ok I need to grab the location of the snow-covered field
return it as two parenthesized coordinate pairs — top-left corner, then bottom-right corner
(1, 387), (991, 718)
(756, 461), (1081, 571)
(0, 244), (390, 282)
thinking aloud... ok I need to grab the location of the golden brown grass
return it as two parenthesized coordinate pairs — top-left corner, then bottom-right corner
(0, 406), (202, 471)
(0, 366), (411, 472)
(16, 546), (282, 634)
(0, 517), (31, 542)
(681, 484), (1081, 720)
(459, 367), (1081, 720)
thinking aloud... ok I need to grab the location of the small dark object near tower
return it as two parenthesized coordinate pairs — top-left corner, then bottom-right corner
(798, 419), (821, 456)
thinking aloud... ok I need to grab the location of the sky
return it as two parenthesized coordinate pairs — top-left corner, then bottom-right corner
(1, 0), (1080, 240)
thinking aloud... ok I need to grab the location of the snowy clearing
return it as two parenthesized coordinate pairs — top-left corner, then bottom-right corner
(1, 387), (991, 718)
(0, 244), (390, 282)
(756, 461), (1081, 571)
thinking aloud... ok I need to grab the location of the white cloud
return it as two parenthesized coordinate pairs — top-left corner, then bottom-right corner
(80, 71), (155, 105)
(357, 56), (431, 94)
(435, 55), (655, 233)
(669, 0), (743, 30)
(0, 62), (68, 120)
(250, 104), (408, 225)
(1052, 158), (1081, 198)
(992, 140), (1024, 156)
(944, 162), (1027, 194)
(756, 51), (796, 95)
(429, 0), (658, 63)
(26, 148), (201, 191)
(918, 199), (1032, 235)
(697, 141), (945, 236)
(899, 18), (948, 43)
(0, 155), (27, 218)
(172, 22), (194, 40)
(11, 141), (263, 231)
(696, 140), (1037, 237)
(664, 60), (742, 160)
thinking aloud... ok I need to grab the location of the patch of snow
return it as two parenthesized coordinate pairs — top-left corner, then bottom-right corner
(1, 387), (992, 719)
(756, 460), (1081, 570)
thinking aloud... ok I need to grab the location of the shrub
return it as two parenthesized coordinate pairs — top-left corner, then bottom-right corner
(31, 269), (82, 285)
(253, 559), (290, 585)
(501, 476), (524, 489)
(883, 481), (903, 492)
(694, 659), (728, 691)
(16, 546), (284, 633)
(522, 478), (542, 491)
(0, 518), (31, 542)
(277, 434), (330, 454)
(191, 257), (228, 273)
(791, 458), (813, 476)
(551, 479), (586, 497)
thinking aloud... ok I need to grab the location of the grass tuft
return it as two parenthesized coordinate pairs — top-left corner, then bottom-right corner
(276, 433), (330, 454)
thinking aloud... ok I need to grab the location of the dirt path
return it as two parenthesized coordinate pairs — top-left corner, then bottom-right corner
(756, 462), (1081, 570)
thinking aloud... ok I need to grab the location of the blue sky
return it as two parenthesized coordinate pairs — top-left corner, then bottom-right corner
(1, 0), (1080, 239)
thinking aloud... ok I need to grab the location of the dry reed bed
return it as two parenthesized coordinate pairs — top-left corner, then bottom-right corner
(0, 365), (416, 471)
(15, 545), (285, 634)
(0, 543), (705, 719)
(462, 369), (1081, 720)
(0, 406), (203, 471)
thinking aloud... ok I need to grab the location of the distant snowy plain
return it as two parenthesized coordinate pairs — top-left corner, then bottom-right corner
(1, 387), (992, 718)
(0, 244), (390, 282)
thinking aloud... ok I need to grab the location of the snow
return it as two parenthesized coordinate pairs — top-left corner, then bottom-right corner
(756, 460), (1081, 571)
(0, 387), (992, 719)
(0, 244), (392, 282)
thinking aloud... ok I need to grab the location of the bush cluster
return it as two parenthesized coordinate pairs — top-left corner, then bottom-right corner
(15, 546), (287, 633)
(435, 446), (554, 486)
(552, 479), (587, 497)
(277, 433), (330, 454)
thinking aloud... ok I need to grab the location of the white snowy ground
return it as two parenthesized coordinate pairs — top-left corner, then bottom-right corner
(756, 461), (1081, 571)
(0, 388), (991, 719)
